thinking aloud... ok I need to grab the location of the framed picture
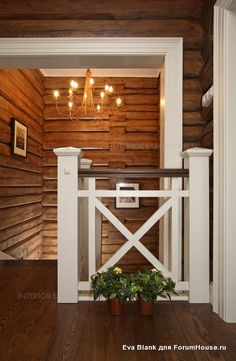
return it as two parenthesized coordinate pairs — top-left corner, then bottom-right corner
(11, 118), (28, 158)
(116, 183), (139, 209)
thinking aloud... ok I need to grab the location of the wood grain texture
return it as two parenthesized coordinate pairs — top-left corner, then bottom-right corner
(0, 22), (203, 51)
(0, 261), (236, 361)
(0, 1), (204, 20)
(200, 0), (214, 281)
(0, 69), (44, 259)
(0, 1), (206, 51)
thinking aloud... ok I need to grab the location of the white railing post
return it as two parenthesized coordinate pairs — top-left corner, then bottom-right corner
(181, 147), (213, 303)
(88, 177), (96, 279)
(54, 147), (83, 303)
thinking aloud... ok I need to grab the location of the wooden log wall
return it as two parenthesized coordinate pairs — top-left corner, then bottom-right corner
(0, 69), (44, 259)
(200, 0), (214, 149)
(200, 0), (216, 281)
(42, 76), (160, 271)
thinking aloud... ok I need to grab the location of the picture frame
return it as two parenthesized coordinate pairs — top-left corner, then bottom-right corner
(116, 183), (139, 209)
(11, 118), (28, 158)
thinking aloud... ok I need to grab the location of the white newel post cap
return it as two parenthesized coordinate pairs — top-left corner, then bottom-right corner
(81, 158), (93, 169)
(181, 147), (213, 159)
(53, 147), (84, 158)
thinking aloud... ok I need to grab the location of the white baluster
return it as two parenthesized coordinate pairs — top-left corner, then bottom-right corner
(171, 177), (182, 282)
(88, 177), (96, 278)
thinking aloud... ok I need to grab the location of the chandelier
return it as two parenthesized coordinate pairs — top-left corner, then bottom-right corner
(53, 68), (122, 120)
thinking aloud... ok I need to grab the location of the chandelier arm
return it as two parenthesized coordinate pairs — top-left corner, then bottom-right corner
(55, 101), (81, 119)
(55, 102), (71, 118)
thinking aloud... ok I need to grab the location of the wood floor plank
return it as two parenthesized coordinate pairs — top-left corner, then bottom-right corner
(0, 261), (236, 361)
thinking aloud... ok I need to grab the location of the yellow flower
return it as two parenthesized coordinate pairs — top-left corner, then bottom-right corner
(91, 274), (96, 281)
(113, 267), (122, 274)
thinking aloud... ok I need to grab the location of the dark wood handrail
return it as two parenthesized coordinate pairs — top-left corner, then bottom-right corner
(78, 169), (189, 178)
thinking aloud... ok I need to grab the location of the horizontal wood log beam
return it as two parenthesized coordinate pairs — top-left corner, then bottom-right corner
(0, 20), (203, 49)
(0, 0), (203, 21)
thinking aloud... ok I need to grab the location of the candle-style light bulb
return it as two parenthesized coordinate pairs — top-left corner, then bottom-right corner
(97, 104), (101, 113)
(89, 78), (94, 86)
(116, 97), (122, 107)
(68, 101), (73, 109)
(100, 91), (105, 100)
(70, 80), (78, 89)
(105, 84), (109, 92)
(109, 85), (113, 93)
(53, 90), (59, 98)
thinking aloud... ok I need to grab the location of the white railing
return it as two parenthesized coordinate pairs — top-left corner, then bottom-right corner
(54, 147), (212, 304)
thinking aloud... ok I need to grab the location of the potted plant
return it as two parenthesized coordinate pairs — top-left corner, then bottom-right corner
(130, 268), (177, 315)
(91, 266), (131, 315)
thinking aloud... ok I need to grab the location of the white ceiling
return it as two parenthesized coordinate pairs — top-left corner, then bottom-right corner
(40, 55), (164, 78)
(40, 68), (161, 78)
(38, 54), (164, 69)
(39, 54), (164, 77)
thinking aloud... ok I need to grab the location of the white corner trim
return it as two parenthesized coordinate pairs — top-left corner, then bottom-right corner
(54, 147), (84, 157)
(214, 4), (236, 323)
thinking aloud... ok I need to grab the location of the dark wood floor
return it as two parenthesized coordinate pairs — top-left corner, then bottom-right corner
(0, 261), (236, 361)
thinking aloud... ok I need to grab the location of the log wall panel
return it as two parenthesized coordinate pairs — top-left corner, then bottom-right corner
(0, 20), (203, 50)
(0, 216), (42, 248)
(4, 233), (42, 259)
(0, 1), (204, 21)
(42, 76), (160, 268)
(0, 69), (44, 259)
(200, 0), (215, 281)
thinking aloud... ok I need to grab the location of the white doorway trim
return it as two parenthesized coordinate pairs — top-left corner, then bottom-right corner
(214, 1), (236, 322)
(0, 36), (183, 284)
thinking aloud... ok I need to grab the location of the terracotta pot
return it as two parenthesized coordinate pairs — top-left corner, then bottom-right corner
(107, 298), (124, 316)
(138, 298), (154, 316)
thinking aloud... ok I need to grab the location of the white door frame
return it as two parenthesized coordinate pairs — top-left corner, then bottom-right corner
(0, 37), (183, 266)
(214, 0), (236, 322)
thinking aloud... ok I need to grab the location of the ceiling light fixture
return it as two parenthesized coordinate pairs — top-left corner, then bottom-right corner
(53, 68), (122, 120)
